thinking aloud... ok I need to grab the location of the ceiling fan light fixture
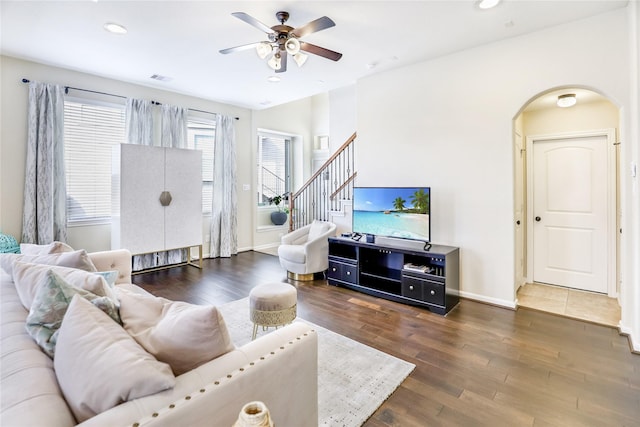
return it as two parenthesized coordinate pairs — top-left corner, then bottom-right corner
(285, 37), (301, 55)
(293, 53), (308, 67)
(557, 93), (577, 108)
(268, 53), (282, 71)
(256, 42), (272, 59)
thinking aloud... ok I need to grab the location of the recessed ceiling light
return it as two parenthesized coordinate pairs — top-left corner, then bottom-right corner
(104, 22), (127, 34)
(477, 0), (501, 10)
(267, 76), (281, 83)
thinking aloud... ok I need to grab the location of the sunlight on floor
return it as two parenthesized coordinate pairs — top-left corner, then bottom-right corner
(517, 282), (621, 327)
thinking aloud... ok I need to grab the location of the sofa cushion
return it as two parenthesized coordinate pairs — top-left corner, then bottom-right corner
(116, 288), (235, 376)
(26, 270), (121, 357)
(54, 295), (175, 423)
(11, 261), (117, 310)
(0, 249), (97, 276)
(307, 220), (330, 241)
(19, 241), (74, 255)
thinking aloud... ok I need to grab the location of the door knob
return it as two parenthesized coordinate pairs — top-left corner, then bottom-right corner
(535, 216), (541, 222)
(516, 220), (521, 225)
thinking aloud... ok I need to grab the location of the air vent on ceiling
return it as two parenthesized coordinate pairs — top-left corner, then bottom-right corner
(150, 74), (172, 82)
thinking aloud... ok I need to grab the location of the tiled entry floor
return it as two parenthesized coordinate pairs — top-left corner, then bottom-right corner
(517, 283), (621, 327)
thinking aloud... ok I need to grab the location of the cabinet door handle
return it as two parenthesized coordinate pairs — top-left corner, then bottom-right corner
(332, 268), (336, 272)
(430, 290), (436, 295)
(346, 271), (350, 275)
(409, 285), (414, 291)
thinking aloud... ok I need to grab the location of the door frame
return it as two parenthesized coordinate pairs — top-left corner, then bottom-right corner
(525, 128), (617, 297)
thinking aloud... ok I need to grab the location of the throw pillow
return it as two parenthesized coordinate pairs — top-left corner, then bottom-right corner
(94, 270), (119, 287)
(0, 249), (97, 276)
(20, 241), (74, 255)
(54, 295), (175, 423)
(307, 220), (329, 241)
(117, 287), (235, 376)
(26, 270), (121, 357)
(12, 261), (117, 310)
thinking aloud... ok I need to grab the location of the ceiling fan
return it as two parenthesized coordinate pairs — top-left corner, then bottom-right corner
(219, 11), (342, 73)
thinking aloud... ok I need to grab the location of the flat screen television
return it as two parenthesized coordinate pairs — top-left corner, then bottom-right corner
(352, 187), (431, 242)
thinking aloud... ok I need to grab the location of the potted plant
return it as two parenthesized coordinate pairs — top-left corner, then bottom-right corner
(268, 193), (289, 226)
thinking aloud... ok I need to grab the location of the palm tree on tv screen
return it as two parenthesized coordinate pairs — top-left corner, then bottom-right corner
(410, 189), (429, 214)
(393, 197), (406, 211)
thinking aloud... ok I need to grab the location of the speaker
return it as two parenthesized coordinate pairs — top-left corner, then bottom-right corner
(366, 234), (375, 243)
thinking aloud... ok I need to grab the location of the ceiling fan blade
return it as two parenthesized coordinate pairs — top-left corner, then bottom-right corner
(219, 42), (262, 55)
(276, 51), (288, 73)
(292, 16), (335, 38)
(300, 42), (342, 61)
(231, 12), (276, 35)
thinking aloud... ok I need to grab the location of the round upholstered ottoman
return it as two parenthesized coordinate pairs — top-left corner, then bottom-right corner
(249, 282), (297, 340)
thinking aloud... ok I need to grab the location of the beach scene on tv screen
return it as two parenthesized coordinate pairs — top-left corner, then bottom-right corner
(353, 187), (430, 241)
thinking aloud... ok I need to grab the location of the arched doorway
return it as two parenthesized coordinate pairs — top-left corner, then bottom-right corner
(513, 87), (621, 326)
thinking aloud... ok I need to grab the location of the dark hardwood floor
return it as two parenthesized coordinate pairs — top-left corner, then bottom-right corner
(133, 251), (640, 427)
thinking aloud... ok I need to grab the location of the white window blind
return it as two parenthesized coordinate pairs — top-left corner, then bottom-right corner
(257, 132), (290, 206)
(64, 100), (125, 224)
(187, 118), (215, 214)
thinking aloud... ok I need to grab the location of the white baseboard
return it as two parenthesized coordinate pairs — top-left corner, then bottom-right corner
(252, 243), (278, 252)
(618, 323), (640, 353)
(459, 290), (517, 310)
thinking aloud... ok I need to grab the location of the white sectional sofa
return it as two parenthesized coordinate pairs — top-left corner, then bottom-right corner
(0, 248), (318, 427)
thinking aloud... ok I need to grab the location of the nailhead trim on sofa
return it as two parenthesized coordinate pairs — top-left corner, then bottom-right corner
(130, 330), (316, 427)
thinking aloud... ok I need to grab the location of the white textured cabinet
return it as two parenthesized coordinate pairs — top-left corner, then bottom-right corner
(111, 144), (202, 255)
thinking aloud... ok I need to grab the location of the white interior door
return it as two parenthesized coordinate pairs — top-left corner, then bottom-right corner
(530, 133), (611, 293)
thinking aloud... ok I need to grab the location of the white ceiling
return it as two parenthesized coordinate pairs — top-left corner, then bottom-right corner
(0, 0), (628, 110)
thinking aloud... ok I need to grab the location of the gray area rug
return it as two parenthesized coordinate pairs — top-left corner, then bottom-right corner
(219, 297), (415, 427)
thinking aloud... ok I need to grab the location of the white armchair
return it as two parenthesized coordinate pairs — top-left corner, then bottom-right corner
(277, 220), (337, 281)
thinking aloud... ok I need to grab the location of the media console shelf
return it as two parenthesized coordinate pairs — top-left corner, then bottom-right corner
(328, 237), (460, 315)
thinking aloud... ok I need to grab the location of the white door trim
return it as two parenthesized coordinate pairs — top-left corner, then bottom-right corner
(525, 128), (617, 297)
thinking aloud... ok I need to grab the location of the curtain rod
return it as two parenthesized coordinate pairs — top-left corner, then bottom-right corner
(21, 78), (239, 120)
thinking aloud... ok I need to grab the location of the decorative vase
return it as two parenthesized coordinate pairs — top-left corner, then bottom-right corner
(233, 401), (273, 427)
(270, 210), (287, 226)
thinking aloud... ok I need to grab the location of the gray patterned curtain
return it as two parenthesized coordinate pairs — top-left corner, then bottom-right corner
(125, 98), (153, 145)
(210, 114), (237, 258)
(161, 104), (188, 149)
(21, 82), (67, 244)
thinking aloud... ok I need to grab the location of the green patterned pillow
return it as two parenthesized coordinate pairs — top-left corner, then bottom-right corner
(25, 270), (121, 358)
(94, 270), (119, 287)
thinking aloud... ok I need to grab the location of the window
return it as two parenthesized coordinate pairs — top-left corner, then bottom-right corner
(64, 100), (216, 223)
(187, 118), (215, 214)
(257, 132), (291, 206)
(64, 99), (125, 224)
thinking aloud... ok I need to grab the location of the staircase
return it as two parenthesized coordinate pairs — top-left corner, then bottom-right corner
(288, 132), (356, 231)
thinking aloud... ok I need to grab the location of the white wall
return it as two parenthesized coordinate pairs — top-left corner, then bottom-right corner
(620, 0), (640, 351)
(523, 100), (619, 136)
(356, 6), (634, 319)
(329, 85), (357, 151)
(0, 56), (252, 255)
